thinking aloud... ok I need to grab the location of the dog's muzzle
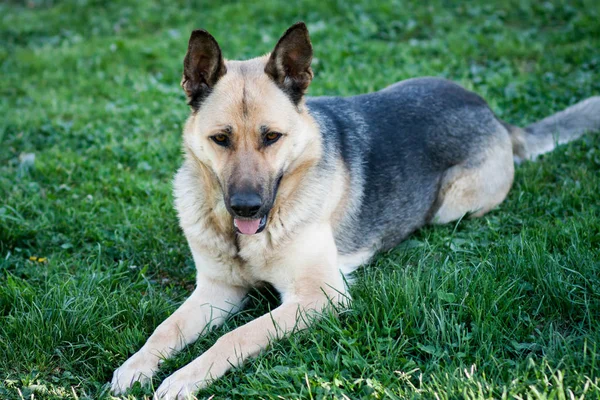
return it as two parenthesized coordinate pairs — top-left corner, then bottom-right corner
(228, 174), (282, 235)
(229, 191), (267, 235)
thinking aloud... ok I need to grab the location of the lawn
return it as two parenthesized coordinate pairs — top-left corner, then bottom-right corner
(1, 0), (599, 398)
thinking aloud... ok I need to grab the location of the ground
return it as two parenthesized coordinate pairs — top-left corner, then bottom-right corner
(1, 0), (599, 399)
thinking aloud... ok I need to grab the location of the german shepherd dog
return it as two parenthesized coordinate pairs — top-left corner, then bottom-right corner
(111, 23), (600, 399)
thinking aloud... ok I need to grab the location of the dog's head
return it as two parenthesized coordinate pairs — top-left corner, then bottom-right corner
(180, 23), (320, 235)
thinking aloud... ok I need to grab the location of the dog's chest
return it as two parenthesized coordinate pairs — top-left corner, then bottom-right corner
(191, 229), (281, 288)
(234, 234), (280, 282)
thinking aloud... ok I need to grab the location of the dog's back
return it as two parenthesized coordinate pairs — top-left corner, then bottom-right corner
(308, 78), (504, 254)
(308, 77), (600, 263)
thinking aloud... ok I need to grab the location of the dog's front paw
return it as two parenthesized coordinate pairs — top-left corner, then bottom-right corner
(111, 350), (159, 394)
(153, 369), (206, 400)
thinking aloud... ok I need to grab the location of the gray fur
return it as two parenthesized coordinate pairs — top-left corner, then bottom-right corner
(306, 77), (598, 255)
(522, 96), (600, 161)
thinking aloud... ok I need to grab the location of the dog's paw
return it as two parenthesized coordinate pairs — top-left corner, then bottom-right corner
(111, 351), (159, 394)
(153, 369), (205, 400)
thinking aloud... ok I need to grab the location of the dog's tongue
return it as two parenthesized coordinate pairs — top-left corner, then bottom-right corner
(234, 218), (261, 235)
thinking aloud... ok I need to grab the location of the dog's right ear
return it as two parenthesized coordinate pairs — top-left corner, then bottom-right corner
(182, 30), (227, 111)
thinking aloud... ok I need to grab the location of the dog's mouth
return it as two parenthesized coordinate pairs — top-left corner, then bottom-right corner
(230, 174), (282, 236)
(233, 214), (268, 235)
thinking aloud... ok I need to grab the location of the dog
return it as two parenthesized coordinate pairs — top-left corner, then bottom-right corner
(110, 22), (600, 399)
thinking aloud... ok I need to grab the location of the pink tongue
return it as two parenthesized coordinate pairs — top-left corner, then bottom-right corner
(234, 218), (261, 235)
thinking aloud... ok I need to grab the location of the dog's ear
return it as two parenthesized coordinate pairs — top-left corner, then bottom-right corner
(182, 30), (227, 110)
(265, 22), (313, 105)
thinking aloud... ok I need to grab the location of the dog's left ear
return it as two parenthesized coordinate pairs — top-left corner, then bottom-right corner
(265, 22), (313, 105)
(182, 29), (227, 111)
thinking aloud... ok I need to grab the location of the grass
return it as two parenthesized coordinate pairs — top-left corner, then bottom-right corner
(1, 0), (599, 398)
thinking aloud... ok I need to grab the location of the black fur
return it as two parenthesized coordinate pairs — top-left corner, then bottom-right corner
(308, 77), (502, 253)
(182, 29), (227, 111)
(265, 22), (313, 106)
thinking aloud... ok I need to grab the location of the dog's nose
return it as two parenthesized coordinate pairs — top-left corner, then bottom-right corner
(230, 192), (262, 217)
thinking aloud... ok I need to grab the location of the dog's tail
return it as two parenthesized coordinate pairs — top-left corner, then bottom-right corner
(507, 96), (600, 163)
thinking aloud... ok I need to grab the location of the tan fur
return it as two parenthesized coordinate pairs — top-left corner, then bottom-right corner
(111, 53), (352, 399)
(508, 125), (528, 163)
(111, 27), (523, 400)
(432, 124), (515, 224)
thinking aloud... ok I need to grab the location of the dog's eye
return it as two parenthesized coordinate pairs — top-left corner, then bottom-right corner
(264, 132), (282, 146)
(211, 134), (230, 147)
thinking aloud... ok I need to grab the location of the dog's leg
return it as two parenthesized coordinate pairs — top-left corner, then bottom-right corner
(154, 224), (348, 400)
(432, 127), (515, 224)
(111, 276), (247, 394)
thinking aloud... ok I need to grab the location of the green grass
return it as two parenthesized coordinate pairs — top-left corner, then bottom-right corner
(1, 0), (599, 398)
